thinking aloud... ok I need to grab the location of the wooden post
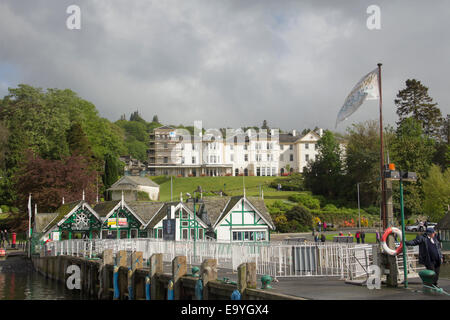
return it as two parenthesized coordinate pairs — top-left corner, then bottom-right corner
(246, 262), (257, 289)
(201, 259), (217, 300)
(237, 263), (247, 294)
(149, 253), (163, 300)
(128, 251), (143, 300)
(172, 256), (187, 300)
(117, 250), (127, 268)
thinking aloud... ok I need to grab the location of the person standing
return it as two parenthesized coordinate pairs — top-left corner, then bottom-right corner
(321, 233), (326, 243)
(4, 230), (9, 247)
(0, 230), (4, 248)
(361, 230), (366, 244)
(375, 230), (380, 244)
(405, 228), (443, 287)
(356, 231), (361, 244)
(323, 222), (327, 232)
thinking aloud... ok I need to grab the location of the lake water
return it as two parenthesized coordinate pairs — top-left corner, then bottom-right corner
(0, 255), (87, 300)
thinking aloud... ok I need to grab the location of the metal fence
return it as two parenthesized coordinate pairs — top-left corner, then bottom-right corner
(42, 239), (382, 279)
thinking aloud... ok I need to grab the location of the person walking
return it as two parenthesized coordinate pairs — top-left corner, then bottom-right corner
(405, 228), (443, 287)
(356, 231), (361, 244)
(361, 230), (366, 244)
(375, 230), (380, 244)
(318, 221), (322, 232)
(320, 233), (326, 243)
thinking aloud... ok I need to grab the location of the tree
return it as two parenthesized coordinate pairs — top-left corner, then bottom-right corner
(14, 151), (98, 212)
(0, 121), (8, 168)
(304, 130), (343, 198)
(261, 120), (269, 130)
(423, 165), (450, 222)
(390, 118), (435, 217)
(130, 110), (145, 123)
(395, 79), (443, 138)
(103, 154), (120, 199)
(152, 115), (159, 123)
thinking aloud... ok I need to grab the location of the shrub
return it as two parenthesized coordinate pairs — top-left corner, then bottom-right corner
(10, 207), (19, 214)
(0, 205), (9, 213)
(137, 191), (150, 201)
(286, 205), (313, 231)
(269, 173), (304, 191)
(288, 193), (320, 210)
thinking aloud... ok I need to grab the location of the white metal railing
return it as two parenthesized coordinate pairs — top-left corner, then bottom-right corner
(43, 239), (375, 278)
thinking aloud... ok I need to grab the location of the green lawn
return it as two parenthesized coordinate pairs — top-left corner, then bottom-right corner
(324, 232), (419, 243)
(150, 175), (299, 202)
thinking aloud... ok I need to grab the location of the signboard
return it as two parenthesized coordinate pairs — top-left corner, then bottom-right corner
(52, 232), (60, 241)
(163, 219), (176, 241)
(107, 218), (128, 228)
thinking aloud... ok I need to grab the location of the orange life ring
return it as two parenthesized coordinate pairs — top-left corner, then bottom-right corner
(381, 227), (403, 255)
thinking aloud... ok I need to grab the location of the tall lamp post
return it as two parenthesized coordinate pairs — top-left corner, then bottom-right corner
(384, 164), (417, 288)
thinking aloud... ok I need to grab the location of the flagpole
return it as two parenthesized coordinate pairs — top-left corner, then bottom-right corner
(378, 63), (387, 230)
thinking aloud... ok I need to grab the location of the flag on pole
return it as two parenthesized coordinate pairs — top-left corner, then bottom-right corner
(336, 68), (379, 127)
(28, 194), (32, 238)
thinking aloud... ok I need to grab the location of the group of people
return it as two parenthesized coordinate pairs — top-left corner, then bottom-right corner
(0, 229), (10, 248)
(314, 233), (326, 243)
(355, 230), (366, 243)
(317, 221), (328, 232)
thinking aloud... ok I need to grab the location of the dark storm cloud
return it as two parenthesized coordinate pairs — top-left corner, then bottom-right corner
(0, 0), (448, 132)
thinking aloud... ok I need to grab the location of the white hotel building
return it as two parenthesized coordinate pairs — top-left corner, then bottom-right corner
(147, 126), (323, 177)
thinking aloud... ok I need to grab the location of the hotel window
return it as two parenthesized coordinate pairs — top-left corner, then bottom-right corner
(305, 143), (309, 149)
(181, 157), (185, 164)
(164, 157), (168, 163)
(280, 145), (284, 150)
(230, 144), (234, 150)
(289, 144), (293, 150)
(267, 143), (272, 150)
(245, 154), (248, 162)
(244, 144), (248, 150)
(256, 167), (261, 176)
(312, 144), (316, 150)
(261, 167), (266, 176)
(192, 144), (195, 150)
(230, 154), (234, 161)
(272, 167), (276, 176)
(192, 156), (196, 164)
(305, 154), (309, 162)
(181, 144), (184, 150)
(280, 154), (284, 161)
(290, 154), (294, 161)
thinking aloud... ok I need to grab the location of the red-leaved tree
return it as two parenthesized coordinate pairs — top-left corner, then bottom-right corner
(15, 150), (100, 213)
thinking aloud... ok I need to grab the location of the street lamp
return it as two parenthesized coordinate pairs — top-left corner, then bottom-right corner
(357, 180), (373, 231)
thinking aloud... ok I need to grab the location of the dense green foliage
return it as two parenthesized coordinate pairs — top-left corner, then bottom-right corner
(268, 173), (304, 191)
(303, 130), (343, 197)
(0, 84), (126, 208)
(395, 79), (443, 138)
(422, 165), (450, 222)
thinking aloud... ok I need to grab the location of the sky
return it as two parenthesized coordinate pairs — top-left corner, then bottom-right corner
(0, 0), (449, 133)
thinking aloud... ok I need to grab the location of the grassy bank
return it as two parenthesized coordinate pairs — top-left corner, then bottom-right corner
(324, 232), (418, 244)
(150, 175), (298, 202)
